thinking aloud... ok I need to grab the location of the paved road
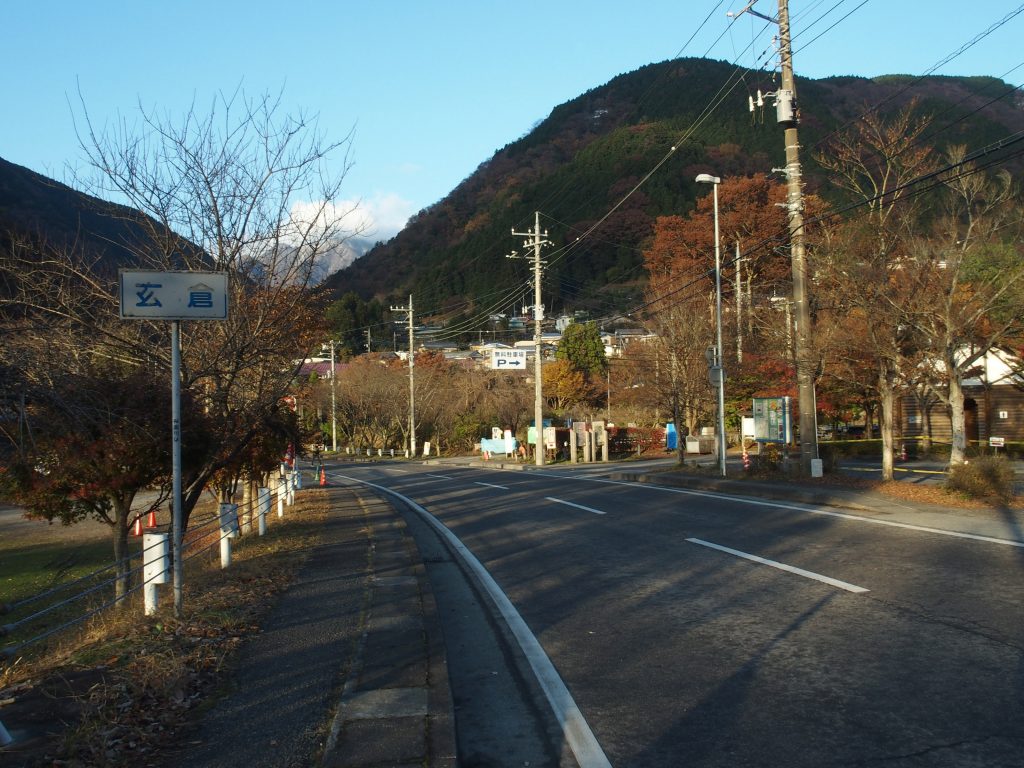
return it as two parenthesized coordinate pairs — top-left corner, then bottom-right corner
(338, 460), (1024, 768)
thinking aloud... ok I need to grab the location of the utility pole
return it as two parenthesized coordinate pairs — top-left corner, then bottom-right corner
(391, 295), (416, 458)
(329, 339), (337, 452)
(696, 173), (727, 478)
(731, 0), (818, 474)
(735, 241), (743, 363)
(510, 212), (550, 466)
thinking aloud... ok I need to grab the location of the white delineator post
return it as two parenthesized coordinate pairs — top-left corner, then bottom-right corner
(142, 532), (170, 616)
(219, 503), (239, 569)
(257, 486), (269, 535)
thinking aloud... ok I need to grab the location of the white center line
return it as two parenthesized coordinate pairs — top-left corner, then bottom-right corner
(687, 538), (870, 594)
(474, 481), (509, 490)
(542, 473), (1024, 548)
(546, 497), (607, 515)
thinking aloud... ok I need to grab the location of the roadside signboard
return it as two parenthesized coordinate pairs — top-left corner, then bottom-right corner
(119, 270), (229, 320)
(753, 396), (791, 444)
(117, 269), (229, 617)
(491, 349), (527, 370)
(989, 436), (1005, 448)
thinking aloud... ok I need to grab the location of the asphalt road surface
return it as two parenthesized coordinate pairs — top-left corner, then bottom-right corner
(333, 460), (1024, 768)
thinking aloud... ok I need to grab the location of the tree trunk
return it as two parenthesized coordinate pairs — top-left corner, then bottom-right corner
(879, 364), (895, 482)
(673, 396), (685, 464)
(948, 369), (968, 465)
(111, 495), (133, 599)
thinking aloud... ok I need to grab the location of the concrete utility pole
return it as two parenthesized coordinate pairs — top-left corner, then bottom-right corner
(696, 174), (727, 478)
(731, 0), (818, 474)
(776, 0), (818, 474)
(735, 241), (743, 364)
(391, 295), (416, 458)
(510, 212), (550, 466)
(329, 339), (337, 452)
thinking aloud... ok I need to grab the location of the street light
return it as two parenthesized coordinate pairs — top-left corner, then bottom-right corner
(695, 173), (727, 477)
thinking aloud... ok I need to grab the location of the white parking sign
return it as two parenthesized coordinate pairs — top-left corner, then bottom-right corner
(491, 349), (527, 370)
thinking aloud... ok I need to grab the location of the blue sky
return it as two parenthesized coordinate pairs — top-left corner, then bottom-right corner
(4, 1), (1023, 240)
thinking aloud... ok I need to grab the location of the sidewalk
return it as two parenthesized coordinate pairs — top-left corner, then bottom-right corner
(164, 483), (455, 768)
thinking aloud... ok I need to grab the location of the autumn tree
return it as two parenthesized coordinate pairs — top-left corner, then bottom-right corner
(0, 356), (205, 596)
(641, 175), (794, 458)
(814, 102), (938, 479)
(906, 146), (1023, 463)
(543, 358), (592, 416)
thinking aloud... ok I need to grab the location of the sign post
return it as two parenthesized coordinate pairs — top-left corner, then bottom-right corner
(119, 270), (228, 617)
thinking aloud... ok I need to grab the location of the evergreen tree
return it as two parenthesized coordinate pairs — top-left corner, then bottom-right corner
(557, 321), (608, 377)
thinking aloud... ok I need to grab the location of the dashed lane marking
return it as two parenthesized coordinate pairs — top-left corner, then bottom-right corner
(687, 538), (870, 593)
(545, 497), (607, 515)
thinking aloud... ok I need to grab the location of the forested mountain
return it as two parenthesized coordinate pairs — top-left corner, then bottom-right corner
(322, 57), (1024, 319)
(0, 156), (155, 275)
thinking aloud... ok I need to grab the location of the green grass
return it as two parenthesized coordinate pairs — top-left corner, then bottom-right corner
(1, 538), (114, 607)
(1, 521), (116, 651)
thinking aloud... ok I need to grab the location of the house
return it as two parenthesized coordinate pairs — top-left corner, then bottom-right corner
(900, 347), (1024, 444)
(601, 328), (658, 358)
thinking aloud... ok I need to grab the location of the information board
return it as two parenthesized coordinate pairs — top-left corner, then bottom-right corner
(752, 396), (791, 444)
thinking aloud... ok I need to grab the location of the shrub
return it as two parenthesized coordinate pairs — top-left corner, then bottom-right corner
(945, 456), (1016, 504)
(747, 442), (791, 476)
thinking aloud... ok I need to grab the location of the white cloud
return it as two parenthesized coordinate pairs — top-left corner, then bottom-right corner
(358, 192), (416, 240)
(289, 192), (415, 244)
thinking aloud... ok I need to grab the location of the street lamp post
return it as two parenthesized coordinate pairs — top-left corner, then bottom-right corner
(696, 173), (727, 478)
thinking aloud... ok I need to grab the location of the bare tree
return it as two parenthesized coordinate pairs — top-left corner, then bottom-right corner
(1, 88), (360, 563)
(907, 147), (1022, 464)
(69, 88), (360, 521)
(814, 103), (938, 479)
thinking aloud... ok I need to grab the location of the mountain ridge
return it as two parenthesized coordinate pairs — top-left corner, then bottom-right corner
(322, 58), (1024, 319)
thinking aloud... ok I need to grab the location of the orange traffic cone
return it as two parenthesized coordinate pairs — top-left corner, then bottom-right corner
(132, 516), (143, 536)
(319, 466), (327, 487)
(146, 509), (158, 528)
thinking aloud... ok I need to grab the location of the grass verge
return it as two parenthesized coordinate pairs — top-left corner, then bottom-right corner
(0, 489), (336, 767)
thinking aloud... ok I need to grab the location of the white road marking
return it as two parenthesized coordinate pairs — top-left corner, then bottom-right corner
(427, 474), (454, 480)
(535, 472), (1024, 548)
(339, 475), (613, 768)
(474, 481), (509, 490)
(687, 537), (870, 594)
(546, 497), (607, 515)
(382, 468), (409, 474)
